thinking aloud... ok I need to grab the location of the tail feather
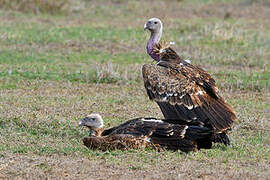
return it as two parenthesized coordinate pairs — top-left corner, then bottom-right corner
(157, 97), (236, 133)
(185, 126), (213, 149)
(199, 96), (236, 132)
(151, 137), (197, 152)
(151, 125), (214, 151)
(185, 126), (213, 140)
(212, 132), (230, 146)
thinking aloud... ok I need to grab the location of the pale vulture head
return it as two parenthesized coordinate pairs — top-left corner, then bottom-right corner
(79, 113), (104, 130)
(144, 17), (163, 34)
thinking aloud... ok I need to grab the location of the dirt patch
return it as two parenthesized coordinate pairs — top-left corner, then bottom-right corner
(1, 152), (269, 179)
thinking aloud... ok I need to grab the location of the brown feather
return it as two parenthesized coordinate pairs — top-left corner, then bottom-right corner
(82, 117), (213, 152)
(142, 42), (237, 144)
(83, 135), (152, 151)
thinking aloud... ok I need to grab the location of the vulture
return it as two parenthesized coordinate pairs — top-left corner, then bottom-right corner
(79, 113), (214, 152)
(143, 18), (237, 145)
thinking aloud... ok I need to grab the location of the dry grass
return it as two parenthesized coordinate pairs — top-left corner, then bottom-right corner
(0, 0), (269, 179)
(0, 0), (73, 14)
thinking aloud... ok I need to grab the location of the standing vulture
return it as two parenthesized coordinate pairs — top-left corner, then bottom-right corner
(143, 18), (237, 145)
(79, 113), (213, 152)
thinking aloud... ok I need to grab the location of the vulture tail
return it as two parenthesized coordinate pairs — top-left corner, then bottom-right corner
(211, 132), (230, 146)
(151, 137), (197, 152)
(185, 126), (213, 149)
(185, 126), (213, 140)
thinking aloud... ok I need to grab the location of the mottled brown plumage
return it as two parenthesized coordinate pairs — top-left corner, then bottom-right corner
(83, 135), (151, 151)
(142, 42), (237, 145)
(79, 114), (213, 152)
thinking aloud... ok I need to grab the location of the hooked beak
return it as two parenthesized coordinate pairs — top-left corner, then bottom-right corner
(78, 120), (84, 127)
(144, 23), (149, 30)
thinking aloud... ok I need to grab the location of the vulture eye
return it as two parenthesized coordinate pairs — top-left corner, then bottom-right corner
(154, 21), (158, 24)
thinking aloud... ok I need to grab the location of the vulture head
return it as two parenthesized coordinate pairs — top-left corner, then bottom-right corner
(144, 18), (163, 62)
(144, 17), (163, 34)
(79, 113), (104, 136)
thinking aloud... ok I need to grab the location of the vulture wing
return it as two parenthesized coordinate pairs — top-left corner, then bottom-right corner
(108, 118), (213, 152)
(108, 118), (176, 137)
(142, 43), (237, 133)
(83, 117), (214, 152)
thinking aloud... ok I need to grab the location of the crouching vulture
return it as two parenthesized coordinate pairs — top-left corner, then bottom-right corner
(79, 113), (213, 152)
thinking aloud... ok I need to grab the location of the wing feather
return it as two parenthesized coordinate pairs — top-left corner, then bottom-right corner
(142, 44), (237, 132)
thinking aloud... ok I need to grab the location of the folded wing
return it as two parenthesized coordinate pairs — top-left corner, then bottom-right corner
(83, 117), (213, 152)
(142, 43), (237, 133)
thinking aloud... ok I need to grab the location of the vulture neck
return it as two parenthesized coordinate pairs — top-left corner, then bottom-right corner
(90, 127), (105, 137)
(147, 29), (162, 62)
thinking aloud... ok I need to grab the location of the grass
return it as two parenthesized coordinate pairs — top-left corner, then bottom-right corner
(0, 0), (71, 14)
(0, 0), (270, 179)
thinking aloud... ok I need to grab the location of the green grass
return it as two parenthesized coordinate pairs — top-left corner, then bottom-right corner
(0, 0), (269, 179)
(0, 26), (145, 45)
(0, 0), (70, 14)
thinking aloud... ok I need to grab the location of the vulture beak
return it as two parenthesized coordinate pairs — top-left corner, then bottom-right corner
(144, 23), (148, 30)
(78, 120), (84, 127)
(144, 21), (150, 30)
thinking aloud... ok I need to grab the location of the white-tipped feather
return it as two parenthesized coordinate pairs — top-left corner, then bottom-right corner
(141, 118), (164, 123)
(180, 126), (188, 138)
(196, 90), (204, 95)
(184, 59), (191, 64)
(185, 105), (194, 110)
